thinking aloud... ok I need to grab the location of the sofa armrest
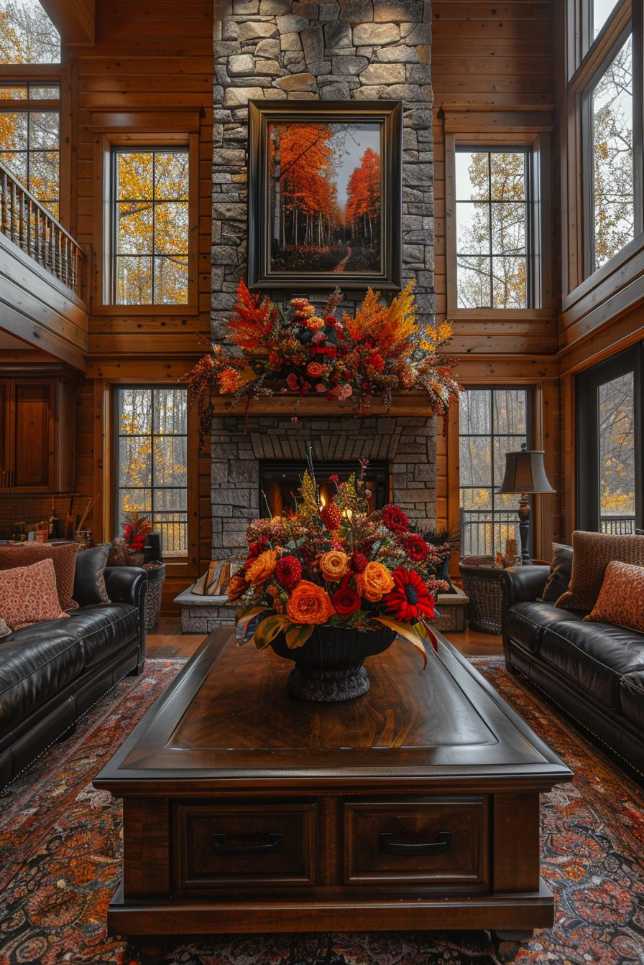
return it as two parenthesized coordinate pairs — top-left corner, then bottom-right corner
(501, 565), (550, 608)
(105, 566), (148, 671)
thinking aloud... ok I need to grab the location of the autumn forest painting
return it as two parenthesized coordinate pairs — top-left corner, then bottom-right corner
(268, 121), (383, 275)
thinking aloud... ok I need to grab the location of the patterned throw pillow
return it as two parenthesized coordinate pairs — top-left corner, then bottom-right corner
(541, 543), (573, 603)
(0, 559), (69, 630)
(586, 561), (644, 633)
(556, 531), (644, 612)
(0, 543), (79, 611)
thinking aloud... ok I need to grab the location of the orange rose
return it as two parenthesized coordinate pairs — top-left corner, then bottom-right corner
(245, 549), (277, 585)
(359, 561), (394, 602)
(305, 315), (325, 331)
(319, 549), (349, 582)
(287, 580), (335, 625)
(227, 573), (247, 601)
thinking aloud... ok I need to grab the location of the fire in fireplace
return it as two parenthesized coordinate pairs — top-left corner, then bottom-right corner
(259, 460), (389, 518)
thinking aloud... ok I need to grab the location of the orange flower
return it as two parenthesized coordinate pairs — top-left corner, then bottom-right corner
(227, 573), (247, 601)
(306, 315), (325, 331)
(359, 561), (395, 602)
(287, 580), (335, 625)
(319, 549), (349, 582)
(245, 549), (277, 585)
(218, 367), (242, 393)
(307, 361), (327, 378)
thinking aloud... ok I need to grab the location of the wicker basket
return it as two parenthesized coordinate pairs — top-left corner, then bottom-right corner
(142, 562), (166, 631)
(459, 559), (505, 634)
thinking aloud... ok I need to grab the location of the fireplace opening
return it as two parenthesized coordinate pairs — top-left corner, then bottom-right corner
(259, 460), (389, 518)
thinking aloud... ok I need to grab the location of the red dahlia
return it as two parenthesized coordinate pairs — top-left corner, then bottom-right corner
(384, 568), (436, 622)
(382, 504), (410, 534)
(321, 501), (342, 531)
(351, 551), (368, 573)
(275, 555), (302, 590)
(331, 576), (361, 616)
(403, 533), (430, 562)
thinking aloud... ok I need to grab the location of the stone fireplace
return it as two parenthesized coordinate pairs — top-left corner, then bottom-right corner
(209, 0), (436, 567)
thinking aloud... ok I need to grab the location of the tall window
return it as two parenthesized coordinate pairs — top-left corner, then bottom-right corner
(115, 387), (188, 557)
(588, 31), (634, 269)
(0, 81), (59, 218)
(576, 344), (642, 534)
(0, 0), (60, 64)
(108, 147), (190, 306)
(459, 387), (530, 557)
(455, 148), (530, 309)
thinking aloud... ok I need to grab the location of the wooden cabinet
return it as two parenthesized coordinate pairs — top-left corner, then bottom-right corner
(0, 373), (77, 492)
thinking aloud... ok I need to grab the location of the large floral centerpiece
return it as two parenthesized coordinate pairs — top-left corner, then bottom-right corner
(187, 281), (458, 430)
(230, 461), (448, 702)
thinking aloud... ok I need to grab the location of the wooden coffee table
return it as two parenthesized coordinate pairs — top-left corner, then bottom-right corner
(95, 628), (572, 944)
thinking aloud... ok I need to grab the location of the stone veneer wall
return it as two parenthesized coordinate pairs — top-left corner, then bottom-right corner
(212, 0), (434, 332)
(210, 0), (435, 563)
(211, 414), (436, 556)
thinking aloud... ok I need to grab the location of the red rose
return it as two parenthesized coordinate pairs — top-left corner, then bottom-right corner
(351, 551), (368, 573)
(247, 536), (269, 560)
(368, 351), (385, 372)
(403, 533), (430, 562)
(382, 504), (410, 534)
(307, 361), (326, 378)
(383, 568), (436, 622)
(332, 576), (361, 616)
(286, 373), (299, 391)
(275, 555), (302, 590)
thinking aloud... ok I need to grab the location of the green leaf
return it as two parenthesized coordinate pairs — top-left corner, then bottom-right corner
(284, 623), (315, 649)
(252, 614), (290, 650)
(375, 616), (428, 669)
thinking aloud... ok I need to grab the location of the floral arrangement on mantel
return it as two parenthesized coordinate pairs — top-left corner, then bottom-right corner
(186, 281), (458, 429)
(229, 459), (449, 703)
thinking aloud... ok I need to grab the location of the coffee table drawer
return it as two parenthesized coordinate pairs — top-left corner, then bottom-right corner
(344, 797), (488, 886)
(174, 802), (318, 893)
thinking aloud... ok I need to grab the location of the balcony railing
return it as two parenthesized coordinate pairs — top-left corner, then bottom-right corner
(600, 515), (636, 535)
(0, 161), (85, 299)
(460, 509), (519, 558)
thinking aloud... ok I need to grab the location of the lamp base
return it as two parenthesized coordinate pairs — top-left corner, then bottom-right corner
(518, 495), (531, 565)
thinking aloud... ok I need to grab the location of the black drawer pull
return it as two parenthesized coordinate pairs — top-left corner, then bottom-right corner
(211, 832), (283, 855)
(379, 831), (452, 855)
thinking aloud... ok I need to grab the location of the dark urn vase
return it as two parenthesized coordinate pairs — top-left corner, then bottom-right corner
(272, 624), (396, 703)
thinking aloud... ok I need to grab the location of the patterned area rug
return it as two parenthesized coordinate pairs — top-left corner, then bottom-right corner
(0, 656), (642, 965)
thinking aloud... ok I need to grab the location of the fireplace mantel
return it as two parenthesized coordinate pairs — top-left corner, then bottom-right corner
(211, 394), (439, 418)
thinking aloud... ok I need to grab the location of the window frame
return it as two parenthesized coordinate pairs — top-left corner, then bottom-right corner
(445, 130), (552, 320)
(0, 63), (70, 227)
(111, 382), (198, 569)
(457, 385), (534, 559)
(562, 0), (644, 295)
(0, 79), (61, 218)
(98, 132), (199, 315)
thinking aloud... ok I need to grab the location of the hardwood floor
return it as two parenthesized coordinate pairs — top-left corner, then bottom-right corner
(147, 619), (503, 661)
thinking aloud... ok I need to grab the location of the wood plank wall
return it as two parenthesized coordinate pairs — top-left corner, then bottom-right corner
(66, 0), (214, 606)
(430, 0), (562, 556)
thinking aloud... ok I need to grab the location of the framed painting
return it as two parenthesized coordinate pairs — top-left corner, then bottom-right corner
(248, 100), (402, 290)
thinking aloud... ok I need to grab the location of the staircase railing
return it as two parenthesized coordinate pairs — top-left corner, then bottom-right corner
(0, 160), (85, 299)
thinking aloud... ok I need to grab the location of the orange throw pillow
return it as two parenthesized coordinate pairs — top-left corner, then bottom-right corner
(586, 561), (644, 633)
(0, 543), (79, 611)
(0, 558), (69, 630)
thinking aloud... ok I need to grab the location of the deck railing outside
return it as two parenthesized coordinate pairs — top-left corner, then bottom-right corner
(600, 515), (636, 535)
(0, 161), (85, 299)
(460, 509), (519, 558)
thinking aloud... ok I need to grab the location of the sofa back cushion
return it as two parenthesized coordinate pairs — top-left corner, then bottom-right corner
(0, 543), (79, 611)
(556, 531), (644, 612)
(586, 561), (644, 633)
(0, 558), (69, 630)
(74, 545), (111, 606)
(541, 543), (573, 603)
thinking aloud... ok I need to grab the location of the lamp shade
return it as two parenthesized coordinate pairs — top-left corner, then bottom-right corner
(499, 447), (556, 495)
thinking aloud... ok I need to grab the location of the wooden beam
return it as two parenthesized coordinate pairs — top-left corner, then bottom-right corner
(40, 0), (95, 45)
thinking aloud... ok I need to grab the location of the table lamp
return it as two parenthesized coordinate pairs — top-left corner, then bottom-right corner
(499, 444), (556, 564)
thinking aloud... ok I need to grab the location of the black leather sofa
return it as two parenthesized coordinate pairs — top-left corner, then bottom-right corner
(502, 565), (644, 779)
(0, 563), (147, 788)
